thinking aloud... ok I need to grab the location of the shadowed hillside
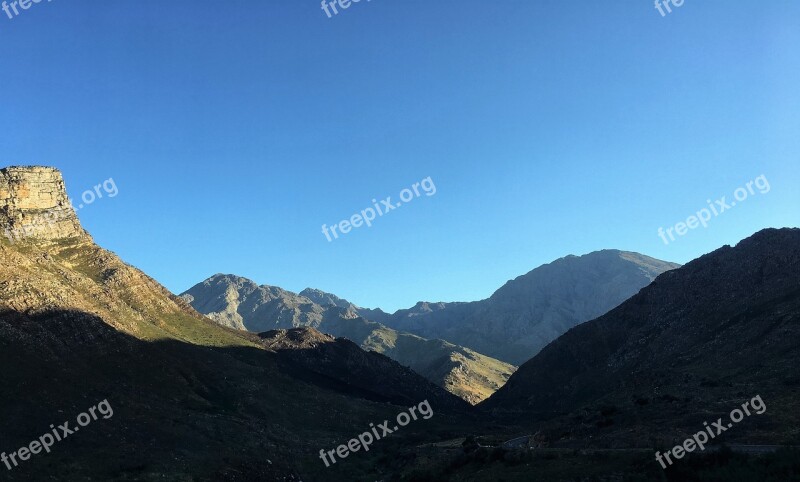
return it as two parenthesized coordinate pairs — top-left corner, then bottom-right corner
(481, 228), (800, 449)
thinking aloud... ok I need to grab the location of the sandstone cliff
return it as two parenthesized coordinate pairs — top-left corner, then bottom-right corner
(0, 166), (87, 242)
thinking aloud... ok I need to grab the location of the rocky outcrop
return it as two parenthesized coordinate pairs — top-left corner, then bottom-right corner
(0, 166), (86, 242)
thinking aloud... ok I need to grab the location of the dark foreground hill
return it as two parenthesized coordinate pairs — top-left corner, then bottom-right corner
(482, 228), (800, 449)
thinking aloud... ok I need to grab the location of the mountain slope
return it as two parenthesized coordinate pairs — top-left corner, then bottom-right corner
(481, 228), (800, 447)
(0, 166), (473, 481)
(182, 275), (516, 404)
(259, 327), (470, 411)
(371, 250), (680, 365)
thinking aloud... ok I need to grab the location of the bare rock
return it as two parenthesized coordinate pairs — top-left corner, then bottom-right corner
(0, 166), (87, 241)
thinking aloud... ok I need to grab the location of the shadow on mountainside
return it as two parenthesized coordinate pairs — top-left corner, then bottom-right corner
(0, 309), (476, 481)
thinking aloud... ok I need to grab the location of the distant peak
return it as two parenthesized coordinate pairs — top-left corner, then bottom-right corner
(201, 273), (262, 289)
(547, 249), (679, 269)
(300, 287), (356, 309)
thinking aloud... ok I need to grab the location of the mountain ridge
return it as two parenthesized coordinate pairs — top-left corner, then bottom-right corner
(181, 275), (517, 404)
(290, 250), (680, 365)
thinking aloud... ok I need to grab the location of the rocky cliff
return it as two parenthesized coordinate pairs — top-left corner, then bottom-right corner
(0, 166), (87, 242)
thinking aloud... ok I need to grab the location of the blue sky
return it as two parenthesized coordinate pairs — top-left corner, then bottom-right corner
(1, 0), (798, 311)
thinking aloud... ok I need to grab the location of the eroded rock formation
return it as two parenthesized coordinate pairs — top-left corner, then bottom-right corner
(0, 166), (86, 241)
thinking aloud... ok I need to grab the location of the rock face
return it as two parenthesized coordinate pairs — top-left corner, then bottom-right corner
(0, 166), (86, 241)
(180, 275), (326, 331)
(182, 274), (517, 404)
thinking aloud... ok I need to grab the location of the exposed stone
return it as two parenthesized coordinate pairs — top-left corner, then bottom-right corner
(0, 166), (87, 241)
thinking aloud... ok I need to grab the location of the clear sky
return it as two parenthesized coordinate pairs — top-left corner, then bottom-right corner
(1, 0), (798, 311)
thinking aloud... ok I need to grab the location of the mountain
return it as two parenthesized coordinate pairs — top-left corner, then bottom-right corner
(180, 274), (327, 331)
(481, 228), (800, 447)
(362, 250), (680, 365)
(0, 166), (473, 481)
(182, 275), (517, 404)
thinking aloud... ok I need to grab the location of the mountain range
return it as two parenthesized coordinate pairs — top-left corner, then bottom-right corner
(0, 166), (471, 480)
(2, 166), (798, 481)
(182, 250), (678, 380)
(181, 274), (516, 404)
(334, 251), (679, 365)
(179, 249), (679, 403)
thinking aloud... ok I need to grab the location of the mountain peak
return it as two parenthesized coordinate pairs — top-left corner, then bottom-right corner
(488, 249), (680, 304)
(299, 287), (357, 309)
(0, 165), (86, 242)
